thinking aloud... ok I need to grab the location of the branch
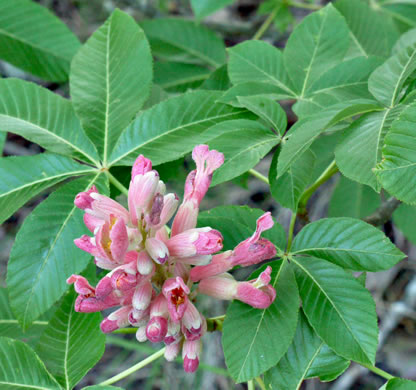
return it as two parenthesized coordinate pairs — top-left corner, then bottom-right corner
(364, 197), (401, 226)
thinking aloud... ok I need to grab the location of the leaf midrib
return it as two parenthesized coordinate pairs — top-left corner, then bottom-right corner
(389, 49), (416, 107)
(292, 257), (372, 363)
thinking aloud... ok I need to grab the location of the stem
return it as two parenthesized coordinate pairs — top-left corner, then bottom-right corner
(113, 327), (137, 334)
(286, 211), (297, 252)
(248, 169), (269, 184)
(207, 315), (226, 332)
(298, 160), (338, 209)
(248, 380), (255, 390)
(287, 1), (322, 10)
(255, 376), (267, 390)
(359, 362), (394, 380)
(99, 347), (166, 386)
(364, 196), (401, 226)
(106, 170), (129, 196)
(252, 5), (281, 40)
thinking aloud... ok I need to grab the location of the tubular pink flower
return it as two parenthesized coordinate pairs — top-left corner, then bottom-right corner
(132, 155), (152, 179)
(167, 228), (223, 258)
(182, 339), (202, 373)
(83, 213), (103, 233)
(174, 254), (212, 266)
(146, 316), (168, 343)
(74, 235), (100, 257)
(149, 193), (179, 230)
(181, 301), (205, 341)
(171, 200), (199, 236)
(100, 305), (132, 333)
(164, 320), (181, 345)
(74, 185), (98, 210)
(162, 277), (190, 322)
(129, 307), (150, 327)
(88, 192), (130, 224)
(136, 325), (148, 342)
(145, 237), (169, 264)
(231, 212), (276, 267)
(190, 251), (233, 282)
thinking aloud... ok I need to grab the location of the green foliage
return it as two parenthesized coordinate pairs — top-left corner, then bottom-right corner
(0, 0), (80, 81)
(223, 261), (299, 382)
(190, 0), (234, 20)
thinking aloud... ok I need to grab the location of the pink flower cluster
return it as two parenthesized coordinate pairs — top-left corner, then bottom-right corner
(67, 145), (277, 373)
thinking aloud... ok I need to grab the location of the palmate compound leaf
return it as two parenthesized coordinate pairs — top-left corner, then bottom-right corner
(335, 105), (405, 191)
(277, 100), (382, 178)
(203, 119), (280, 186)
(222, 260), (299, 383)
(70, 9), (153, 163)
(227, 40), (296, 99)
(375, 103), (416, 204)
(197, 205), (286, 252)
(7, 173), (108, 330)
(291, 218), (404, 271)
(0, 154), (95, 224)
(0, 78), (99, 165)
(0, 337), (61, 389)
(140, 18), (226, 67)
(0, 0), (80, 81)
(291, 256), (378, 364)
(36, 289), (105, 390)
(264, 311), (349, 389)
(108, 90), (249, 167)
(369, 43), (416, 108)
(283, 4), (350, 97)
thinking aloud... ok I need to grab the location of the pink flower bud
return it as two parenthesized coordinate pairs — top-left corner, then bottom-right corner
(164, 320), (181, 345)
(83, 213), (103, 233)
(165, 339), (182, 361)
(136, 325), (147, 342)
(128, 307), (150, 327)
(181, 302), (205, 341)
(137, 251), (155, 275)
(100, 305), (132, 333)
(146, 316), (168, 343)
(133, 281), (153, 311)
(150, 193), (179, 230)
(145, 237), (169, 264)
(171, 201), (199, 236)
(167, 228), (223, 258)
(132, 155), (152, 179)
(74, 186), (98, 210)
(182, 339), (202, 373)
(162, 277), (190, 322)
(146, 193), (164, 227)
(88, 192), (130, 224)
(198, 273), (238, 301)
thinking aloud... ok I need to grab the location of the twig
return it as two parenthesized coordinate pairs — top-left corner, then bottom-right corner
(364, 197), (401, 226)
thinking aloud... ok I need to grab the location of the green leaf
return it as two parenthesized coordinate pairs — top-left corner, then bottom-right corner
(236, 96), (287, 135)
(7, 174), (108, 330)
(83, 387), (124, 390)
(140, 18), (226, 67)
(329, 176), (380, 219)
(375, 103), (416, 204)
(386, 378), (416, 390)
(0, 78), (99, 164)
(228, 40), (295, 98)
(264, 311), (349, 389)
(0, 288), (48, 347)
(0, 154), (95, 224)
(191, 0), (234, 20)
(197, 205), (286, 252)
(270, 148), (316, 212)
(292, 256), (378, 364)
(36, 290), (105, 390)
(199, 64), (230, 91)
(222, 260), (299, 383)
(335, 0), (399, 58)
(108, 91), (248, 167)
(0, 337), (61, 389)
(284, 4), (350, 96)
(335, 106), (403, 191)
(70, 9), (153, 162)
(380, 2), (416, 31)
(0, 0), (80, 81)
(142, 85), (169, 111)
(204, 119), (280, 186)
(393, 28), (416, 54)
(291, 217), (404, 271)
(277, 100), (382, 177)
(369, 43), (416, 107)
(0, 132), (5, 154)
(394, 204), (416, 244)
(305, 343), (350, 382)
(218, 82), (290, 107)
(154, 62), (210, 92)
(294, 56), (383, 117)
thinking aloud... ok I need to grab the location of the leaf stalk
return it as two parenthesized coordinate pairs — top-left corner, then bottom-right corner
(105, 170), (129, 196)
